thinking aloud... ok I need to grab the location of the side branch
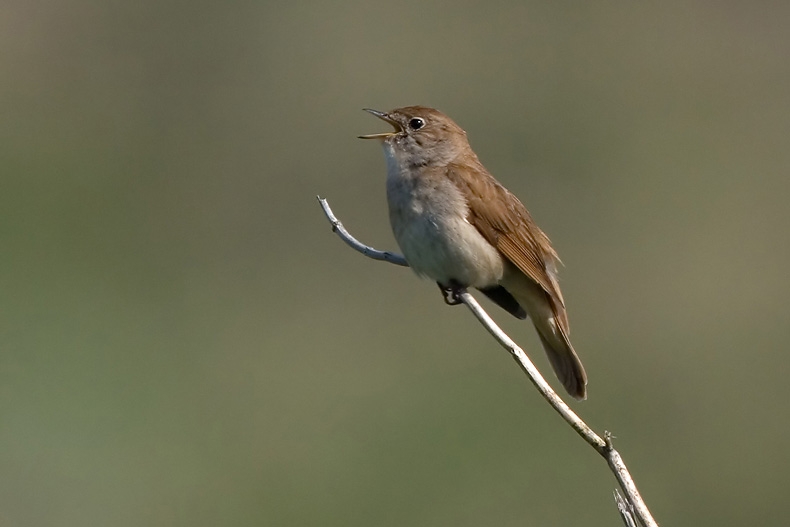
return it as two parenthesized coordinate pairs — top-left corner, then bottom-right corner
(318, 197), (408, 266)
(317, 195), (658, 527)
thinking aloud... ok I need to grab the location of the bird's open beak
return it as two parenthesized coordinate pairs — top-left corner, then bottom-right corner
(358, 108), (401, 139)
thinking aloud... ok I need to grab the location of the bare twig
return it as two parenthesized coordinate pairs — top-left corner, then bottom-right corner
(606, 433), (653, 527)
(458, 290), (606, 453)
(317, 196), (659, 527)
(318, 198), (408, 266)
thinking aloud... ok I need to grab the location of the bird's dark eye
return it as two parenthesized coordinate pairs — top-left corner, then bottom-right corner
(408, 118), (425, 130)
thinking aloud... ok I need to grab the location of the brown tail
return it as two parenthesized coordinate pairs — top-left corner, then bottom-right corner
(535, 326), (587, 400)
(501, 268), (588, 400)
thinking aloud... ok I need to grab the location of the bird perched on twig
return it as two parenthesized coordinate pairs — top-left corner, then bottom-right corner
(360, 106), (587, 400)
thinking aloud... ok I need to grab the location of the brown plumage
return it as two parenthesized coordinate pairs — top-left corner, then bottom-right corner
(360, 105), (587, 400)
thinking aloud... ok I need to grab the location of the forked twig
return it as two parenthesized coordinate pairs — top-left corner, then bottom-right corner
(317, 196), (658, 527)
(615, 489), (641, 527)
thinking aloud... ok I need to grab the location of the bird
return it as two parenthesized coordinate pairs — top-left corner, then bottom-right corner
(359, 105), (587, 400)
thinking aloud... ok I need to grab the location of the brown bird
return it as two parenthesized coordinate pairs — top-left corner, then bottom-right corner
(360, 105), (587, 400)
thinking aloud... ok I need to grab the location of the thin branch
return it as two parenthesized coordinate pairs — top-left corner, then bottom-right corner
(317, 195), (659, 527)
(458, 290), (606, 453)
(606, 433), (653, 527)
(318, 197), (408, 266)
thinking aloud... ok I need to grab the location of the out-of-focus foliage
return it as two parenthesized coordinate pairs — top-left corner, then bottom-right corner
(2, 1), (789, 525)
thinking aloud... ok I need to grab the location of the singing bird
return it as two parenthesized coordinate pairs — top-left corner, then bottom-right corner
(360, 106), (587, 400)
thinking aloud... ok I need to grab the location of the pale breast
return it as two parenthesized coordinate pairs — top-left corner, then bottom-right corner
(384, 160), (504, 288)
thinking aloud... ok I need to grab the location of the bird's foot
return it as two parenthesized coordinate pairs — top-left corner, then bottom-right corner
(437, 280), (467, 306)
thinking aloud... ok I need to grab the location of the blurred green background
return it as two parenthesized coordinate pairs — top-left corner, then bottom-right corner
(2, 1), (789, 525)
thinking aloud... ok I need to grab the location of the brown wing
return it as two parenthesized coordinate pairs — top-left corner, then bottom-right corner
(445, 160), (569, 330)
